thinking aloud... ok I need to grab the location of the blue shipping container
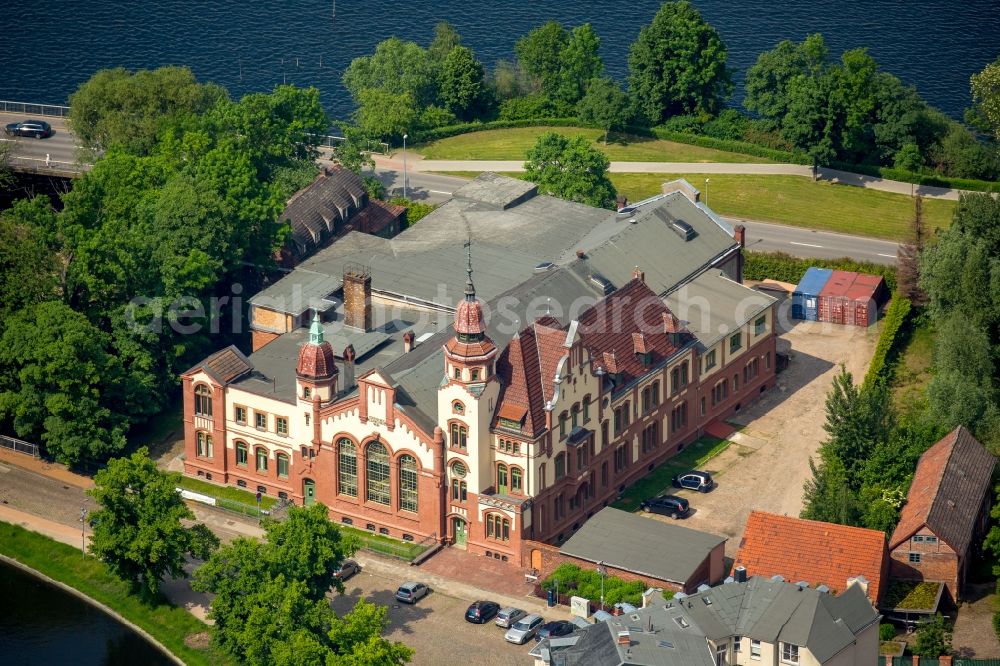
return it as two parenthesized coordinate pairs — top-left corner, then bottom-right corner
(792, 267), (834, 321)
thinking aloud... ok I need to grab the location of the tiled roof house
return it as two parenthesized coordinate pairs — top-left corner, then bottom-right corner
(888, 426), (995, 601)
(732, 511), (888, 605)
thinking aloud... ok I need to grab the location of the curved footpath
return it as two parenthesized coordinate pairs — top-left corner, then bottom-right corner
(0, 549), (184, 666)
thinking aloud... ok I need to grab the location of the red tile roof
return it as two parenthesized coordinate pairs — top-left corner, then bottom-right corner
(493, 318), (567, 438)
(889, 426), (995, 554)
(733, 511), (888, 604)
(296, 340), (337, 380)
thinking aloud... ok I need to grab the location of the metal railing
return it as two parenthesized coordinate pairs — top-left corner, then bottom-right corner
(7, 155), (91, 175)
(0, 435), (40, 458)
(0, 100), (70, 117)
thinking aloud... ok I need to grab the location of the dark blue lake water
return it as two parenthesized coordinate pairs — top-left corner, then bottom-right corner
(2, 1), (997, 121)
(0, 560), (174, 665)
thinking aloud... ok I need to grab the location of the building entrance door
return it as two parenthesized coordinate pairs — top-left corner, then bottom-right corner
(452, 517), (467, 549)
(303, 479), (316, 506)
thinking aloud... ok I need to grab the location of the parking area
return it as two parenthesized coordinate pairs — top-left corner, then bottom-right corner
(329, 567), (543, 666)
(642, 299), (880, 555)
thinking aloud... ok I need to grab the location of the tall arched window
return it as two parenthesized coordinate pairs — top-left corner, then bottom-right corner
(511, 467), (523, 494)
(194, 385), (212, 417)
(497, 463), (509, 494)
(276, 452), (289, 478)
(486, 513), (511, 541)
(399, 455), (418, 512)
(450, 460), (467, 502)
(338, 439), (357, 497)
(196, 432), (213, 458)
(450, 422), (467, 450)
(235, 441), (248, 466)
(366, 442), (390, 505)
(255, 447), (267, 472)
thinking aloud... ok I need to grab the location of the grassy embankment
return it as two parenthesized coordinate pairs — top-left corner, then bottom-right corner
(0, 521), (230, 666)
(890, 318), (935, 417)
(613, 436), (732, 511)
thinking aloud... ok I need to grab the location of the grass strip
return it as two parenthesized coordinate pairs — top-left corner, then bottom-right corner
(613, 436), (732, 510)
(0, 521), (230, 666)
(338, 524), (429, 561)
(176, 475), (277, 510)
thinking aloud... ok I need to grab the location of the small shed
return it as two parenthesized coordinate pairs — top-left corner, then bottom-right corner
(817, 270), (856, 324)
(791, 267), (833, 321)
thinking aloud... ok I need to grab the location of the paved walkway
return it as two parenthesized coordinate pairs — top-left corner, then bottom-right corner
(373, 154), (964, 201)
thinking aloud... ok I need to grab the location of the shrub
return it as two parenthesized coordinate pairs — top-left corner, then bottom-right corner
(993, 610), (1000, 643)
(387, 197), (436, 227)
(499, 94), (573, 121)
(743, 251), (898, 293)
(409, 117), (582, 144)
(862, 295), (912, 390)
(879, 623), (896, 641)
(542, 563), (646, 607)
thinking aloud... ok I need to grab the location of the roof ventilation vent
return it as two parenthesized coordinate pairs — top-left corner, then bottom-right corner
(534, 261), (554, 272)
(589, 272), (615, 295)
(771, 575), (785, 583)
(816, 584), (831, 594)
(696, 584), (711, 593)
(670, 219), (696, 241)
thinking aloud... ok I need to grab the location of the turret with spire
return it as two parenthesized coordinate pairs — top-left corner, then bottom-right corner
(444, 239), (497, 384)
(296, 311), (338, 401)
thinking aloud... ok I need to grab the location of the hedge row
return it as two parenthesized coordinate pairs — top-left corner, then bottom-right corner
(743, 251), (898, 293)
(862, 295), (912, 390)
(542, 563), (646, 607)
(408, 118), (1000, 193)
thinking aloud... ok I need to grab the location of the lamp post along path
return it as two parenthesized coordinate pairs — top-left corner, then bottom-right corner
(402, 133), (408, 199)
(80, 506), (87, 558)
(598, 561), (607, 611)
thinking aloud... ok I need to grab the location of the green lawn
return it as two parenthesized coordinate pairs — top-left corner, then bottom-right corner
(608, 173), (956, 242)
(0, 521), (230, 666)
(415, 126), (773, 163)
(613, 436), (732, 511)
(338, 524), (429, 561)
(891, 318), (935, 417)
(176, 475), (278, 510)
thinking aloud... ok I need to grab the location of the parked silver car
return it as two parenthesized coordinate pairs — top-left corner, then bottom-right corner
(505, 614), (545, 644)
(394, 581), (429, 604)
(495, 607), (527, 628)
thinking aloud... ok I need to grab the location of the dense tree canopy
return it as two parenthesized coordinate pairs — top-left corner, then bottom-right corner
(524, 132), (617, 209)
(343, 37), (440, 109)
(68, 66), (227, 156)
(88, 448), (218, 597)
(576, 77), (632, 143)
(970, 56), (1000, 142)
(515, 21), (570, 99)
(627, 1), (733, 123)
(193, 504), (411, 665)
(439, 46), (486, 120)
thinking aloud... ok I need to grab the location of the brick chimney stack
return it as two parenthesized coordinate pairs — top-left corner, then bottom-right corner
(343, 264), (372, 331)
(632, 266), (645, 283)
(343, 344), (356, 390)
(616, 195), (628, 211)
(403, 330), (415, 354)
(733, 224), (746, 283)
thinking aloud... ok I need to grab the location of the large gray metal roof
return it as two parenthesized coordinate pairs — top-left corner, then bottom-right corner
(665, 270), (777, 349)
(559, 507), (726, 585)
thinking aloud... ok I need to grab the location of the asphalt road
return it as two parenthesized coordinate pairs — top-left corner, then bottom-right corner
(3, 112), (898, 264)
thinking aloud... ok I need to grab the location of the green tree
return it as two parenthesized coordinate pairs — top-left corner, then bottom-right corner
(913, 613), (952, 657)
(68, 66), (227, 155)
(556, 24), (604, 106)
(343, 37), (439, 108)
(0, 302), (128, 465)
(491, 60), (526, 101)
(353, 89), (418, 140)
(576, 77), (632, 143)
(332, 124), (376, 174)
(627, 1), (733, 123)
(970, 55), (1000, 142)
(194, 504), (410, 665)
(744, 34), (829, 121)
(893, 142), (923, 174)
(895, 197), (926, 305)
(0, 199), (59, 333)
(428, 21), (462, 62)
(524, 132), (617, 209)
(439, 46), (486, 119)
(515, 21), (570, 98)
(801, 453), (858, 525)
(820, 366), (893, 484)
(87, 448), (219, 597)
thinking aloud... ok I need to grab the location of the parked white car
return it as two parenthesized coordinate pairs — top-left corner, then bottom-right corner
(505, 614), (545, 644)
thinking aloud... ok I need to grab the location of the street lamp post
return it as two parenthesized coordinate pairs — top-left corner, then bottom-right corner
(704, 178), (710, 207)
(79, 506), (87, 558)
(598, 561), (607, 611)
(402, 133), (408, 199)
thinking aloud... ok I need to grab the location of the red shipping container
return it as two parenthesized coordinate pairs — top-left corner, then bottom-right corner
(845, 274), (887, 327)
(818, 270), (856, 324)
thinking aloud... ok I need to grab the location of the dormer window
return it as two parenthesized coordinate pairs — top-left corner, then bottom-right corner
(639, 351), (653, 366)
(457, 330), (484, 343)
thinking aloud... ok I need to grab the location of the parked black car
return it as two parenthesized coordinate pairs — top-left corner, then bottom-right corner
(4, 119), (52, 138)
(465, 600), (500, 624)
(535, 620), (575, 642)
(639, 494), (690, 519)
(672, 470), (715, 493)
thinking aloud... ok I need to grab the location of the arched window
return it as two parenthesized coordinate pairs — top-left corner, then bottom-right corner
(255, 447), (267, 472)
(555, 452), (566, 480)
(497, 463), (509, 494)
(196, 432), (213, 458)
(452, 401), (465, 415)
(399, 455), (418, 512)
(366, 442), (390, 505)
(338, 439), (357, 497)
(235, 441), (248, 466)
(450, 422), (467, 450)
(276, 452), (289, 478)
(486, 513), (511, 541)
(511, 467), (523, 494)
(194, 384), (212, 417)
(451, 461), (467, 502)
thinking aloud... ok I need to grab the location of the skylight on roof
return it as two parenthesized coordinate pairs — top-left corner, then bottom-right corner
(673, 617), (689, 629)
(657, 641), (675, 649)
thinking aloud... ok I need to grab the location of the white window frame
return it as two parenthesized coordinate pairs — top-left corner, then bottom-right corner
(750, 638), (761, 659)
(781, 642), (799, 664)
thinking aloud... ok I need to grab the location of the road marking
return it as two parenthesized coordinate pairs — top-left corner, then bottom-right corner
(789, 241), (823, 248)
(877, 253), (896, 258)
(429, 190), (453, 195)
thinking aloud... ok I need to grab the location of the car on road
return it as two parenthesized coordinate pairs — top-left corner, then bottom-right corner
(4, 119), (52, 138)
(464, 600), (501, 624)
(334, 559), (361, 581)
(395, 582), (429, 604)
(505, 614), (545, 644)
(535, 620), (576, 642)
(639, 494), (690, 519)
(672, 470), (715, 492)
(495, 607), (527, 628)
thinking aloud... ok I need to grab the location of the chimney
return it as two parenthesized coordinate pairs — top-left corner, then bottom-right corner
(343, 264), (372, 331)
(734, 224), (746, 283)
(632, 266), (645, 283)
(616, 195), (628, 212)
(846, 575), (869, 597)
(576, 249), (586, 259)
(343, 345), (356, 390)
(403, 330), (415, 354)
(616, 630), (630, 647)
(734, 565), (747, 583)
